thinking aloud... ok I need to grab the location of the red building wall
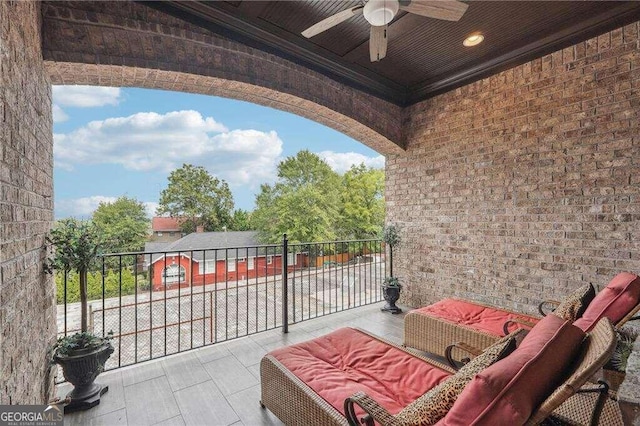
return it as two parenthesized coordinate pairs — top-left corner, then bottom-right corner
(151, 253), (308, 290)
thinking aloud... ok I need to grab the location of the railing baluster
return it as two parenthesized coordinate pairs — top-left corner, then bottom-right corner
(164, 252), (169, 357)
(209, 291), (213, 343)
(282, 234), (288, 333)
(213, 249), (217, 344)
(322, 243), (326, 316)
(225, 248), (228, 341)
(235, 247), (239, 339)
(245, 248), (249, 336)
(102, 259), (106, 339)
(149, 253), (153, 361)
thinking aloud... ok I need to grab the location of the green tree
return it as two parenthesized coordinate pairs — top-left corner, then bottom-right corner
(339, 164), (385, 239)
(92, 196), (149, 254)
(230, 209), (253, 231)
(46, 219), (102, 332)
(253, 151), (341, 243)
(157, 164), (234, 233)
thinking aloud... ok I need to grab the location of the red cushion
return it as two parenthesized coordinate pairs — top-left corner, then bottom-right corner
(574, 272), (640, 332)
(269, 327), (451, 417)
(415, 299), (539, 336)
(442, 314), (585, 425)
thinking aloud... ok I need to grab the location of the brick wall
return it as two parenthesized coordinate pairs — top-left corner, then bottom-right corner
(388, 22), (640, 314)
(0, 2), (56, 403)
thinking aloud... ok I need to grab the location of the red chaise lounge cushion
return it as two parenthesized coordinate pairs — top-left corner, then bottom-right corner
(268, 327), (451, 417)
(414, 299), (539, 336)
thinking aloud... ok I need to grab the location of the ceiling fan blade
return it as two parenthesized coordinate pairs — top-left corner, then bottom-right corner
(301, 5), (364, 38)
(399, 0), (468, 21)
(370, 25), (388, 62)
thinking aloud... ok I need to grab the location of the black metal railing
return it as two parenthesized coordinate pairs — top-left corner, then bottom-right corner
(56, 236), (386, 373)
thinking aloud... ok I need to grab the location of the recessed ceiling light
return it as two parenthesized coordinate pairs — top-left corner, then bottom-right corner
(463, 33), (484, 47)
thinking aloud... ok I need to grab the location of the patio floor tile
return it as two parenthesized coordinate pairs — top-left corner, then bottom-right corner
(226, 385), (283, 426)
(203, 355), (260, 396)
(161, 352), (210, 392)
(173, 380), (239, 426)
(124, 376), (180, 425)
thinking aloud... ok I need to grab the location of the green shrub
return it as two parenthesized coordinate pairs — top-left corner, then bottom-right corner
(56, 269), (145, 304)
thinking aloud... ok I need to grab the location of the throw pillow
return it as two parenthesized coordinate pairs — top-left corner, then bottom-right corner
(395, 335), (516, 425)
(552, 282), (595, 321)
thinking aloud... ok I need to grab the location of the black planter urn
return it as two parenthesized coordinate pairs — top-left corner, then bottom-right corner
(55, 343), (114, 413)
(381, 285), (402, 314)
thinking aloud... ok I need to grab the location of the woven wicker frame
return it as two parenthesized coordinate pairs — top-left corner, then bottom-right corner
(403, 299), (538, 361)
(618, 301), (640, 325)
(550, 392), (623, 426)
(259, 328), (455, 426)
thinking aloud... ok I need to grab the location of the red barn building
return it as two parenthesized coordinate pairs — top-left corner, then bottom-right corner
(145, 230), (307, 290)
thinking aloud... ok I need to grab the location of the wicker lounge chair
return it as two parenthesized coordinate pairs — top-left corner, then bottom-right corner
(404, 272), (640, 361)
(260, 316), (615, 426)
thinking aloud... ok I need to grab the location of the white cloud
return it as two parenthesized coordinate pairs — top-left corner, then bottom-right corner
(54, 110), (282, 186)
(56, 196), (160, 219)
(317, 151), (385, 174)
(52, 104), (68, 123)
(143, 202), (159, 218)
(56, 195), (117, 218)
(53, 85), (121, 107)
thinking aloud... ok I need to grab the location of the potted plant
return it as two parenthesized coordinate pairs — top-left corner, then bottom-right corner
(46, 219), (114, 413)
(602, 326), (638, 393)
(381, 224), (402, 314)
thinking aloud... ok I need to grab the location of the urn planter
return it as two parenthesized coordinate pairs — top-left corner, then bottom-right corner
(381, 284), (402, 314)
(54, 342), (114, 413)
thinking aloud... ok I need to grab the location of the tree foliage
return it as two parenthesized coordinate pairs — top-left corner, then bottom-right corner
(92, 196), (149, 254)
(252, 151), (385, 243)
(230, 209), (253, 231)
(253, 151), (341, 243)
(46, 218), (102, 273)
(157, 164), (234, 233)
(339, 164), (385, 239)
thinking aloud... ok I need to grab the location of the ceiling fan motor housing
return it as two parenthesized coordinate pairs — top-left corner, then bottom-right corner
(363, 0), (399, 26)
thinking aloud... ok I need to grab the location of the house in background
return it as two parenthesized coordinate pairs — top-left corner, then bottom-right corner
(150, 216), (185, 242)
(145, 230), (308, 290)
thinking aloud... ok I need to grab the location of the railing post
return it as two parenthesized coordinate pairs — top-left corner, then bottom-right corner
(282, 233), (289, 334)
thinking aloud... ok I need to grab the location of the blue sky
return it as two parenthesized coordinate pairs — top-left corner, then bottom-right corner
(53, 86), (384, 219)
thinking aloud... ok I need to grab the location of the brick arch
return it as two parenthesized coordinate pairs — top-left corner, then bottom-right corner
(42, 1), (405, 155)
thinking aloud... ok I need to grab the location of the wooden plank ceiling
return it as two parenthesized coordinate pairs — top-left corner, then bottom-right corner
(147, 1), (640, 106)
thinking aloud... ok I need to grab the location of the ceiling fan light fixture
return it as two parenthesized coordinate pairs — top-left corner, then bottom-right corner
(463, 32), (484, 47)
(363, 0), (399, 26)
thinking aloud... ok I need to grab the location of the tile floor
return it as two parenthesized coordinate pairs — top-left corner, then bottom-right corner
(58, 303), (408, 425)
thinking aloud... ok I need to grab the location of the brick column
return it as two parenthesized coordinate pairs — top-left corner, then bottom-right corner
(0, 1), (56, 404)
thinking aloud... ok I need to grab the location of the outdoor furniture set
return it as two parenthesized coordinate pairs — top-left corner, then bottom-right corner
(260, 272), (640, 425)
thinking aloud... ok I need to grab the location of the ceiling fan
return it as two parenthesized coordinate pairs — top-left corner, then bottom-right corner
(301, 0), (469, 62)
